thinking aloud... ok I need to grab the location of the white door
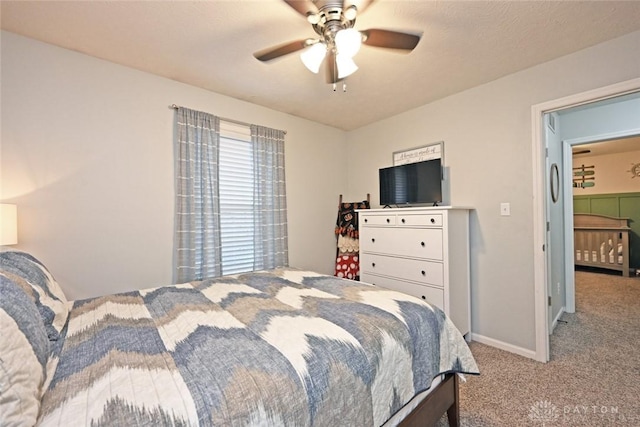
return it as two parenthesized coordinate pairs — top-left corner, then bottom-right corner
(545, 112), (565, 334)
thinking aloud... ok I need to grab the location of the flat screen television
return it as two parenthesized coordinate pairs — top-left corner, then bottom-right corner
(379, 159), (442, 206)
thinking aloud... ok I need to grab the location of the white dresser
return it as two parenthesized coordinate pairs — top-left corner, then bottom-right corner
(358, 207), (471, 336)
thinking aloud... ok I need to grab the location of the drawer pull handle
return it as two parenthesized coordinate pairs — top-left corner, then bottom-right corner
(401, 218), (406, 223)
(421, 295), (426, 300)
(371, 238), (375, 243)
(364, 218), (368, 223)
(430, 218), (435, 223)
(386, 218), (390, 223)
(421, 270), (426, 276)
(420, 242), (425, 247)
(372, 263), (376, 267)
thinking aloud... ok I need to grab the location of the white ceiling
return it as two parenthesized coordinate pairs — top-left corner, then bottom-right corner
(573, 135), (640, 157)
(2, 1), (640, 131)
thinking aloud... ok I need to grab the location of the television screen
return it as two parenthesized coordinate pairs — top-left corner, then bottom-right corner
(379, 159), (442, 206)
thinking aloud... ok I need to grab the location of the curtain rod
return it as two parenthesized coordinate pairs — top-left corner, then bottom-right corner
(170, 104), (286, 134)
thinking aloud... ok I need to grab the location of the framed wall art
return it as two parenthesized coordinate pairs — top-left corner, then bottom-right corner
(393, 141), (443, 166)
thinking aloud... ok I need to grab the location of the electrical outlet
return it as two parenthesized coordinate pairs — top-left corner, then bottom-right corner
(500, 202), (510, 216)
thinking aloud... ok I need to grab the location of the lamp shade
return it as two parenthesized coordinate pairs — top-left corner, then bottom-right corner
(301, 43), (327, 74)
(335, 28), (362, 58)
(336, 54), (358, 79)
(0, 204), (18, 245)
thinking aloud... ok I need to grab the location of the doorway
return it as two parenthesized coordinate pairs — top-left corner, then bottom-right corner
(531, 77), (640, 362)
(561, 132), (640, 314)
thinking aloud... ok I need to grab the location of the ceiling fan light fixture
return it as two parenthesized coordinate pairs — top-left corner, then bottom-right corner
(335, 28), (362, 58)
(336, 54), (358, 79)
(301, 42), (327, 73)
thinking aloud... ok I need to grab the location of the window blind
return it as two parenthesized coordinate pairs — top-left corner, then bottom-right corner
(219, 123), (255, 275)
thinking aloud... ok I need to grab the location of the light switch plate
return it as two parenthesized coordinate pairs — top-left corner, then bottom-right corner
(500, 202), (511, 216)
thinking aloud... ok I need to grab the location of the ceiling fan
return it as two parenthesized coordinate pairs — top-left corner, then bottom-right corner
(573, 149), (591, 155)
(253, 0), (422, 85)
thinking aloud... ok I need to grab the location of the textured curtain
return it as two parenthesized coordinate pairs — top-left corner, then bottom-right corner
(174, 107), (222, 283)
(251, 125), (289, 270)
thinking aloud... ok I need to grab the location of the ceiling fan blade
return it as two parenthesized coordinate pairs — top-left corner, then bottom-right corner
(361, 29), (421, 51)
(325, 51), (339, 84)
(283, 0), (319, 17)
(254, 40), (308, 62)
(343, 0), (376, 15)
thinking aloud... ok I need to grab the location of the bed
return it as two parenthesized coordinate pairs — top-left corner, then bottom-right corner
(573, 213), (631, 276)
(0, 249), (478, 427)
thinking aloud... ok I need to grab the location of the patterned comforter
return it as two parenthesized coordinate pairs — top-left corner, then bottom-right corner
(38, 268), (478, 426)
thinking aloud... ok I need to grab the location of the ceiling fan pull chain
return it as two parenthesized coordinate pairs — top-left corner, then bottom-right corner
(330, 81), (348, 92)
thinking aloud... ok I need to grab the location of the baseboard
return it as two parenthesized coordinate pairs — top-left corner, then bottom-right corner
(469, 333), (537, 360)
(550, 306), (566, 334)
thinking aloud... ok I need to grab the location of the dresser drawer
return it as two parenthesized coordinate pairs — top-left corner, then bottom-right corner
(361, 273), (444, 311)
(397, 213), (442, 227)
(361, 214), (396, 226)
(361, 254), (444, 287)
(360, 227), (443, 260)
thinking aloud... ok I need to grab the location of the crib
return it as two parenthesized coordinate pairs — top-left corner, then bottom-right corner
(573, 213), (630, 276)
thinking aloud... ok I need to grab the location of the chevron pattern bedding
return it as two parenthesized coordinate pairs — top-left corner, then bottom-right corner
(1, 251), (478, 427)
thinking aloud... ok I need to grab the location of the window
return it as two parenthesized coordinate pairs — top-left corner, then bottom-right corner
(174, 107), (287, 283)
(219, 123), (254, 274)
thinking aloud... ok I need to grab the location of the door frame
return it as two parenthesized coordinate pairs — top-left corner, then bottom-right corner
(531, 77), (640, 363)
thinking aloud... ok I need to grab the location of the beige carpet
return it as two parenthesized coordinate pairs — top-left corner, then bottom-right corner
(437, 270), (640, 426)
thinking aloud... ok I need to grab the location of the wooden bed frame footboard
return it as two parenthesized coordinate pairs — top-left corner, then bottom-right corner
(398, 373), (459, 427)
(573, 214), (631, 277)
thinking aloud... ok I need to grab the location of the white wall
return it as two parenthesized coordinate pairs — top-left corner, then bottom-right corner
(0, 31), (347, 299)
(573, 150), (640, 195)
(345, 30), (640, 353)
(559, 92), (640, 141)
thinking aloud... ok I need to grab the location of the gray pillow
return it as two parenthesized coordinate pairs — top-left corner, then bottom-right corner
(0, 272), (50, 425)
(0, 250), (69, 341)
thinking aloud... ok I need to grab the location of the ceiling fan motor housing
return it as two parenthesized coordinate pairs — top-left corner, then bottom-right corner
(312, 6), (356, 45)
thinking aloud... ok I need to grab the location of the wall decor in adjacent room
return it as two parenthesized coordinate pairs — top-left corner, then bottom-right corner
(573, 164), (595, 188)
